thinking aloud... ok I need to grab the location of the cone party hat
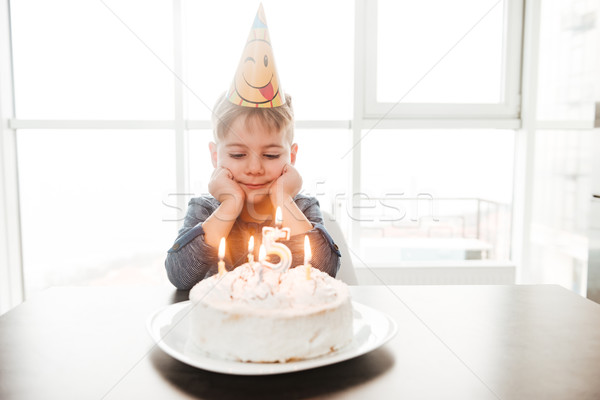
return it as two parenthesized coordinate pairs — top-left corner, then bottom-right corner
(227, 4), (285, 108)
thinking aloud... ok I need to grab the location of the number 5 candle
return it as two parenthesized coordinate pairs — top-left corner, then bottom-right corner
(261, 207), (292, 273)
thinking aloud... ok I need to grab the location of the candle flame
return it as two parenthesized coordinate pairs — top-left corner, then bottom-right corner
(275, 206), (282, 227)
(218, 237), (225, 260)
(259, 244), (266, 262)
(304, 235), (311, 265)
(248, 236), (254, 253)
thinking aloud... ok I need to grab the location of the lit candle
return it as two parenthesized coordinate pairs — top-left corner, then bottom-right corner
(257, 244), (266, 282)
(248, 236), (255, 263)
(304, 235), (312, 279)
(218, 237), (226, 276)
(259, 244), (266, 263)
(275, 206), (283, 228)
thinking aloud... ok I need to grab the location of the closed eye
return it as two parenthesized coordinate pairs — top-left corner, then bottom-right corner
(264, 154), (280, 159)
(245, 57), (255, 63)
(229, 153), (246, 159)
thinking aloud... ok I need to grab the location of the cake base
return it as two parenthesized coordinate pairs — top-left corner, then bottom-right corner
(189, 263), (353, 363)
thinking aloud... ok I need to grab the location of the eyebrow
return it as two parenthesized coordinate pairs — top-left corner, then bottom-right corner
(225, 143), (284, 149)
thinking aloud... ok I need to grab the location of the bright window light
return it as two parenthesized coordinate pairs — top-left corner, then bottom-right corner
(17, 130), (177, 295)
(377, 0), (505, 103)
(361, 129), (514, 203)
(11, 0), (174, 119)
(536, 0), (598, 120)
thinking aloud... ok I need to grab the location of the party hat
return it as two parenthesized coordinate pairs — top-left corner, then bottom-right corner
(227, 4), (285, 108)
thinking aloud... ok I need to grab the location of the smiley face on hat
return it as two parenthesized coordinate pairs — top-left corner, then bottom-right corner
(234, 39), (279, 105)
(227, 4), (285, 108)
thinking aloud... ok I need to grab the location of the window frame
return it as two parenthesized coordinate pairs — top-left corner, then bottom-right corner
(361, 0), (524, 125)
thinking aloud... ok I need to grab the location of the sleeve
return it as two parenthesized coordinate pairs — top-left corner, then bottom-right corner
(164, 197), (220, 290)
(281, 196), (341, 277)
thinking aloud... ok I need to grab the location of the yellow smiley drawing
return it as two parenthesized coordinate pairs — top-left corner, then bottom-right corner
(234, 40), (279, 104)
(227, 4), (285, 108)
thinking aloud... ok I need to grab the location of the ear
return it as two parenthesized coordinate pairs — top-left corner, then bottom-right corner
(209, 142), (218, 168)
(290, 143), (298, 165)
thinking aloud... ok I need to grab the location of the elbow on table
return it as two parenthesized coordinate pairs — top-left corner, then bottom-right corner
(164, 254), (195, 291)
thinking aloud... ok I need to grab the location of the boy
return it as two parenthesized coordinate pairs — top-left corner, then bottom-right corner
(164, 6), (340, 290)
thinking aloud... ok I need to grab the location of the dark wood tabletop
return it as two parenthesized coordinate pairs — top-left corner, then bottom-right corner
(1, 284), (599, 400)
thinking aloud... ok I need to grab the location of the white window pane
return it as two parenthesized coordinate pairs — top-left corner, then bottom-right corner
(11, 0), (174, 119)
(529, 130), (592, 293)
(355, 129), (514, 263)
(294, 129), (352, 212)
(537, 0), (600, 121)
(188, 130), (214, 197)
(360, 129), (514, 201)
(377, 0), (504, 103)
(17, 130), (177, 296)
(184, 0), (353, 120)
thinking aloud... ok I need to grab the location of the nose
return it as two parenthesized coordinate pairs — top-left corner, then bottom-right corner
(245, 154), (264, 175)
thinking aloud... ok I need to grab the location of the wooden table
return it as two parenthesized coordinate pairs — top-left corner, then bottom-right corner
(1, 285), (599, 399)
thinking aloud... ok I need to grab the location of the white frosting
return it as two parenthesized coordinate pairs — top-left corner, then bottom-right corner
(189, 262), (353, 362)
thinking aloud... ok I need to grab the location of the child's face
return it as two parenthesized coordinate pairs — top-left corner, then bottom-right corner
(210, 115), (297, 205)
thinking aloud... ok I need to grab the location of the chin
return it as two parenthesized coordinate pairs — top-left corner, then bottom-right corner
(245, 191), (269, 205)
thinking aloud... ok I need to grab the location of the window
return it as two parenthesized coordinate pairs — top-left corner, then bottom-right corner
(352, 0), (520, 272)
(353, 129), (514, 265)
(364, 0), (522, 120)
(377, 0), (504, 104)
(17, 130), (176, 295)
(5, 0), (527, 298)
(536, 0), (599, 121)
(522, 0), (600, 294)
(529, 130), (592, 293)
(11, 0), (174, 119)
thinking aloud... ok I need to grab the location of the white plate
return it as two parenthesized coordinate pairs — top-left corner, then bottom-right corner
(146, 300), (398, 375)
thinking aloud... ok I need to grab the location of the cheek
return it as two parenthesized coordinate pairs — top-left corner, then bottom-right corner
(215, 153), (236, 172)
(265, 159), (287, 177)
(280, 153), (292, 165)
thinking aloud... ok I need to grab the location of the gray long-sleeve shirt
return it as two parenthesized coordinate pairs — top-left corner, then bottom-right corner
(165, 194), (341, 290)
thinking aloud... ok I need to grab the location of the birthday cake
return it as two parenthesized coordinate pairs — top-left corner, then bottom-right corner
(188, 262), (353, 363)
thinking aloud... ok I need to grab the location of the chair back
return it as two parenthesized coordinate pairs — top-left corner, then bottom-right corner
(321, 211), (359, 285)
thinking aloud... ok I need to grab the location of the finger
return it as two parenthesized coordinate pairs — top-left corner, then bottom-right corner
(219, 167), (233, 179)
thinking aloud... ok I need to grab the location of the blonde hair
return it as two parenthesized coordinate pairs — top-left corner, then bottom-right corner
(211, 92), (294, 144)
